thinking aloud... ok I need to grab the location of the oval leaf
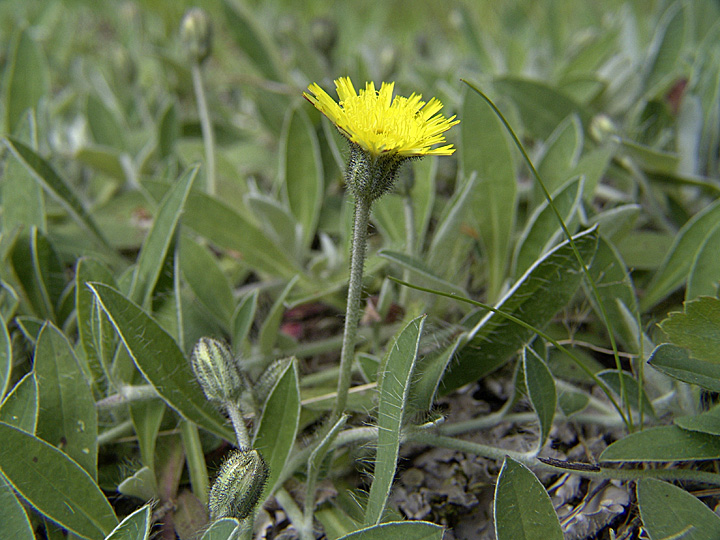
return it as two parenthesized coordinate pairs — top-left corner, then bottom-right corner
(494, 457), (563, 540)
(641, 198), (720, 310)
(0, 421), (118, 539)
(253, 358), (300, 497)
(523, 348), (556, 451)
(440, 228), (599, 393)
(4, 137), (111, 250)
(130, 166), (197, 307)
(105, 504), (152, 540)
(366, 315), (426, 525)
(200, 518), (240, 540)
(0, 371), (38, 433)
(600, 425), (720, 462)
(35, 323), (98, 479)
(462, 87), (517, 300)
(88, 283), (233, 441)
(0, 474), (34, 540)
(638, 478), (720, 540)
(648, 344), (720, 393)
(659, 296), (720, 364)
(281, 106), (323, 248)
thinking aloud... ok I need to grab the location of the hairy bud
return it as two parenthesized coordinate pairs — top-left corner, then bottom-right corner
(180, 8), (213, 64)
(209, 449), (269, 520)
(254, 358), (289, 407)
(191, 337), (243, 403)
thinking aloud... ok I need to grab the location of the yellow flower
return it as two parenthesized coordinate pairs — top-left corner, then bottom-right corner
(304, 77), (459, 159)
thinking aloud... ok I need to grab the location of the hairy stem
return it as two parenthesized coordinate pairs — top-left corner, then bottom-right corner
(225, 400), (251, 449)
(332, 195), (372, 421)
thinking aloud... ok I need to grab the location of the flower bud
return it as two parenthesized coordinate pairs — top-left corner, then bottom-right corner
(590, 114), (617, 144)
(254, 358), (290, 406)
(180, 8), (213, 64)
(191, 337), (243, 403)
(209, 449), (269, 520)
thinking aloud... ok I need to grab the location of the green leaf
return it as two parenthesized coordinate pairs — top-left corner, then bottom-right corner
(535, 114), (583, 199)
(571, 143), (615, 199)
(410, 158), (437, 251)
(439, 228), (599, 394)
(259, 276), (299, 356)
(0, 311), (10, 400)
(3, 138), (111, 250)
(0, 421), (118, 539)
(648, 344), (720, 393)
(378, 250), (468, 297)
(4, 28), (49, 133)
(245, 193), (302, 262)
(512, 176), (583, 277)
(493, 77), (592, 140)
(426, 176), (476, 281)
(117, 466), (158, 502)
(74, 146), (127, 182)
(232, 290), (258, 355)
(410, 342), (460, 412)
(366, 316), (426, 526)
(687, 222), (720, 300)
(10, 228), (64, 321)
(200, 518), (240, 540)
(620, 139), (680, 175)
(659, 296), (720, 363)
(586, 237), (639, 352)
(641, 199), (720, 310)
(222, 0), (284, 81)
(129, 400), (166, 472)
(105, 504), (152, 540)
(88, 283), (233, 441)
(86, 94), (126, 149)
(373, 194), (406, 246)
(638, 478), (720, 540)
(0, 474), (34, 540)
(76, 257), (117, 385)
(2, 112), (46, 233)
(597, 370), (656, 418)
(676, 404), (720, 437)
(643, 2), (687, 97)
(180, 235), (235, 326)
(494, 458), (563, 540)
(253, 358), (300, 497)
(617, 231), (673, 271)
(557, 385), (590, 416)
(144, 181), (300, 279)
(0, 372), (38, 433)
(600, 425), (720, 462)
(35, 323), (98, 479)
(462, 87), (517, 300)
(588, 204), (641, 242)
(281, 106), (324, 248)
(523, 348), (556, 451)
(130, 167), (197, 307)
(337, 521), (443, 540)
(158, 100), (179, 160)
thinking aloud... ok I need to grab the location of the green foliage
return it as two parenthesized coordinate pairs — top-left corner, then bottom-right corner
(494, 458), (563, 540)
(638, 479), (720, 540)
(1, 0), (720, 538)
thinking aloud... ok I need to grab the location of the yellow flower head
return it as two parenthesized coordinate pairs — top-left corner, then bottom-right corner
(304, 77), (459, 159)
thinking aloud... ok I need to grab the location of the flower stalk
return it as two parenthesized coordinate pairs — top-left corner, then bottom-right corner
(334, 193), (372, 420)
(181, 8), (216, 196)
(304, 77), (459, 421)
